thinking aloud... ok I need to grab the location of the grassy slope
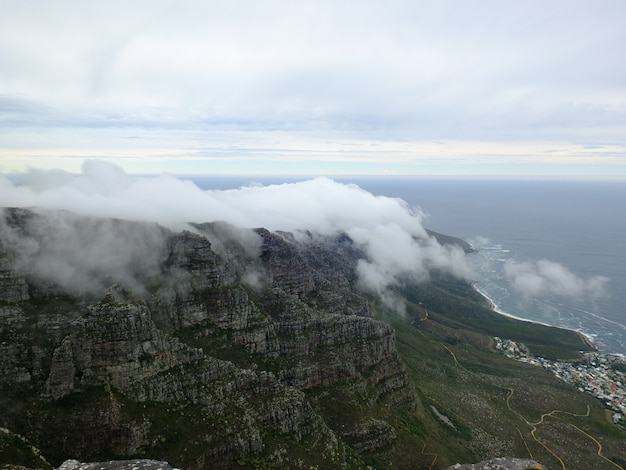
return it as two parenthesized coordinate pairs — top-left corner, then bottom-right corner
(377, 277), (626, 469)
(400, 277), (593, 360)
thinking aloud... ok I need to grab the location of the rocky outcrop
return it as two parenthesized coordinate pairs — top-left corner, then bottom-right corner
(445, 458), (545, 470)
(44, 292), (203, 400)
(340, 418), (397, 453)
(0, 209), (416, 469)
(58, 459), (179, 470)
(0, 269), (30, 303)
(426, 229), (475, 253)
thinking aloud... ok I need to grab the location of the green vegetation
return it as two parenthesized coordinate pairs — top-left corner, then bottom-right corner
(0, 430), (52, 470)
(400, 276), (593, 360)
(374, 276), (626, 469)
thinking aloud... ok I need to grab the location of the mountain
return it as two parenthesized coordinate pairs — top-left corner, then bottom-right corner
(1, 208), (624, 469)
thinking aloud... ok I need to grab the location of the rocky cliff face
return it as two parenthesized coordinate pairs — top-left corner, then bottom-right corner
(0, 208), (416, 469)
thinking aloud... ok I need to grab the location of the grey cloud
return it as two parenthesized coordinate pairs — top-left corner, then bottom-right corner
(1, 1), (625, 144)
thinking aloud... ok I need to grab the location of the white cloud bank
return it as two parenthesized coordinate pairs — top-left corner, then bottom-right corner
(0, 160), (472, 306)
(0, 209), (169, 297)
(504, 259), (609, 300)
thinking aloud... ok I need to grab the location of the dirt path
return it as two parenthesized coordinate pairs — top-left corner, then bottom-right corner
(505, 387), (623, 470)
(420, 330), (624, 469)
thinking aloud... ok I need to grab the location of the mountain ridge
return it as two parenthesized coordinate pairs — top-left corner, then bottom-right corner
(1, 207), (623, 469)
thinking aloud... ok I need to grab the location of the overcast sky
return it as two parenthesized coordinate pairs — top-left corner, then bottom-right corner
(1, 0), (625, 177)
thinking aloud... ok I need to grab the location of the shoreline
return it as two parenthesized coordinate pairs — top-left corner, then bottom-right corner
(577, 331), (597, 350)
(470, 282), (598, 351)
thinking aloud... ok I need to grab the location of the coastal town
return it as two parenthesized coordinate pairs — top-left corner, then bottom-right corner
(494, 337), (626, 427)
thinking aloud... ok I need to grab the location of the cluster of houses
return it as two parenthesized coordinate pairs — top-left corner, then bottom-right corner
(493, 337), (626, 426)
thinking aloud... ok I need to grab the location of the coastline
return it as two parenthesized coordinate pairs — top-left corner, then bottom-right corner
(471, 282), (598, 351)
(577, 330), (597, 350)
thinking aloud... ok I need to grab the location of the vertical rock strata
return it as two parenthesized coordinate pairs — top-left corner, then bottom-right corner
(0, 209), (416, 469)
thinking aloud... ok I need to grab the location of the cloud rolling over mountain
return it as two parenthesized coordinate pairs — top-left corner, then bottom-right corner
(0, 160), (472, 307)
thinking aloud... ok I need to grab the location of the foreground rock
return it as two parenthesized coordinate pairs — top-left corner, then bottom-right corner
(446, 457), (545, 469)
(58, 460), (178, 470)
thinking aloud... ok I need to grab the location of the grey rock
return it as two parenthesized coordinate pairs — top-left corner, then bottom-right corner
(341, 419), (397, 453)
(57, 459), (179, 470)
(445, 457), (545, 470)
(0, 265), (30, 303)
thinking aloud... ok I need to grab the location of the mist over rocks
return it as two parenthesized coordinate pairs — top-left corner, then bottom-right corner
(0, 160), (473, 307)
(0, 204), (416, 468)
(0, 207), (171, 298)
(1, 160), (605, 324)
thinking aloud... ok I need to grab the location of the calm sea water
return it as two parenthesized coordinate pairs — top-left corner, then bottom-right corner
(190, 176), (626, 355)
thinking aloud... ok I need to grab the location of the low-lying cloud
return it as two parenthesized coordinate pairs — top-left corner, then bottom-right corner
(0, 209), (170, 297)
(504, 259), (609, 300)
(0, 160), (472, 306)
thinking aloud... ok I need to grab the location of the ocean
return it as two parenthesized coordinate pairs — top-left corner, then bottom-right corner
(189, 176), (626, 355)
